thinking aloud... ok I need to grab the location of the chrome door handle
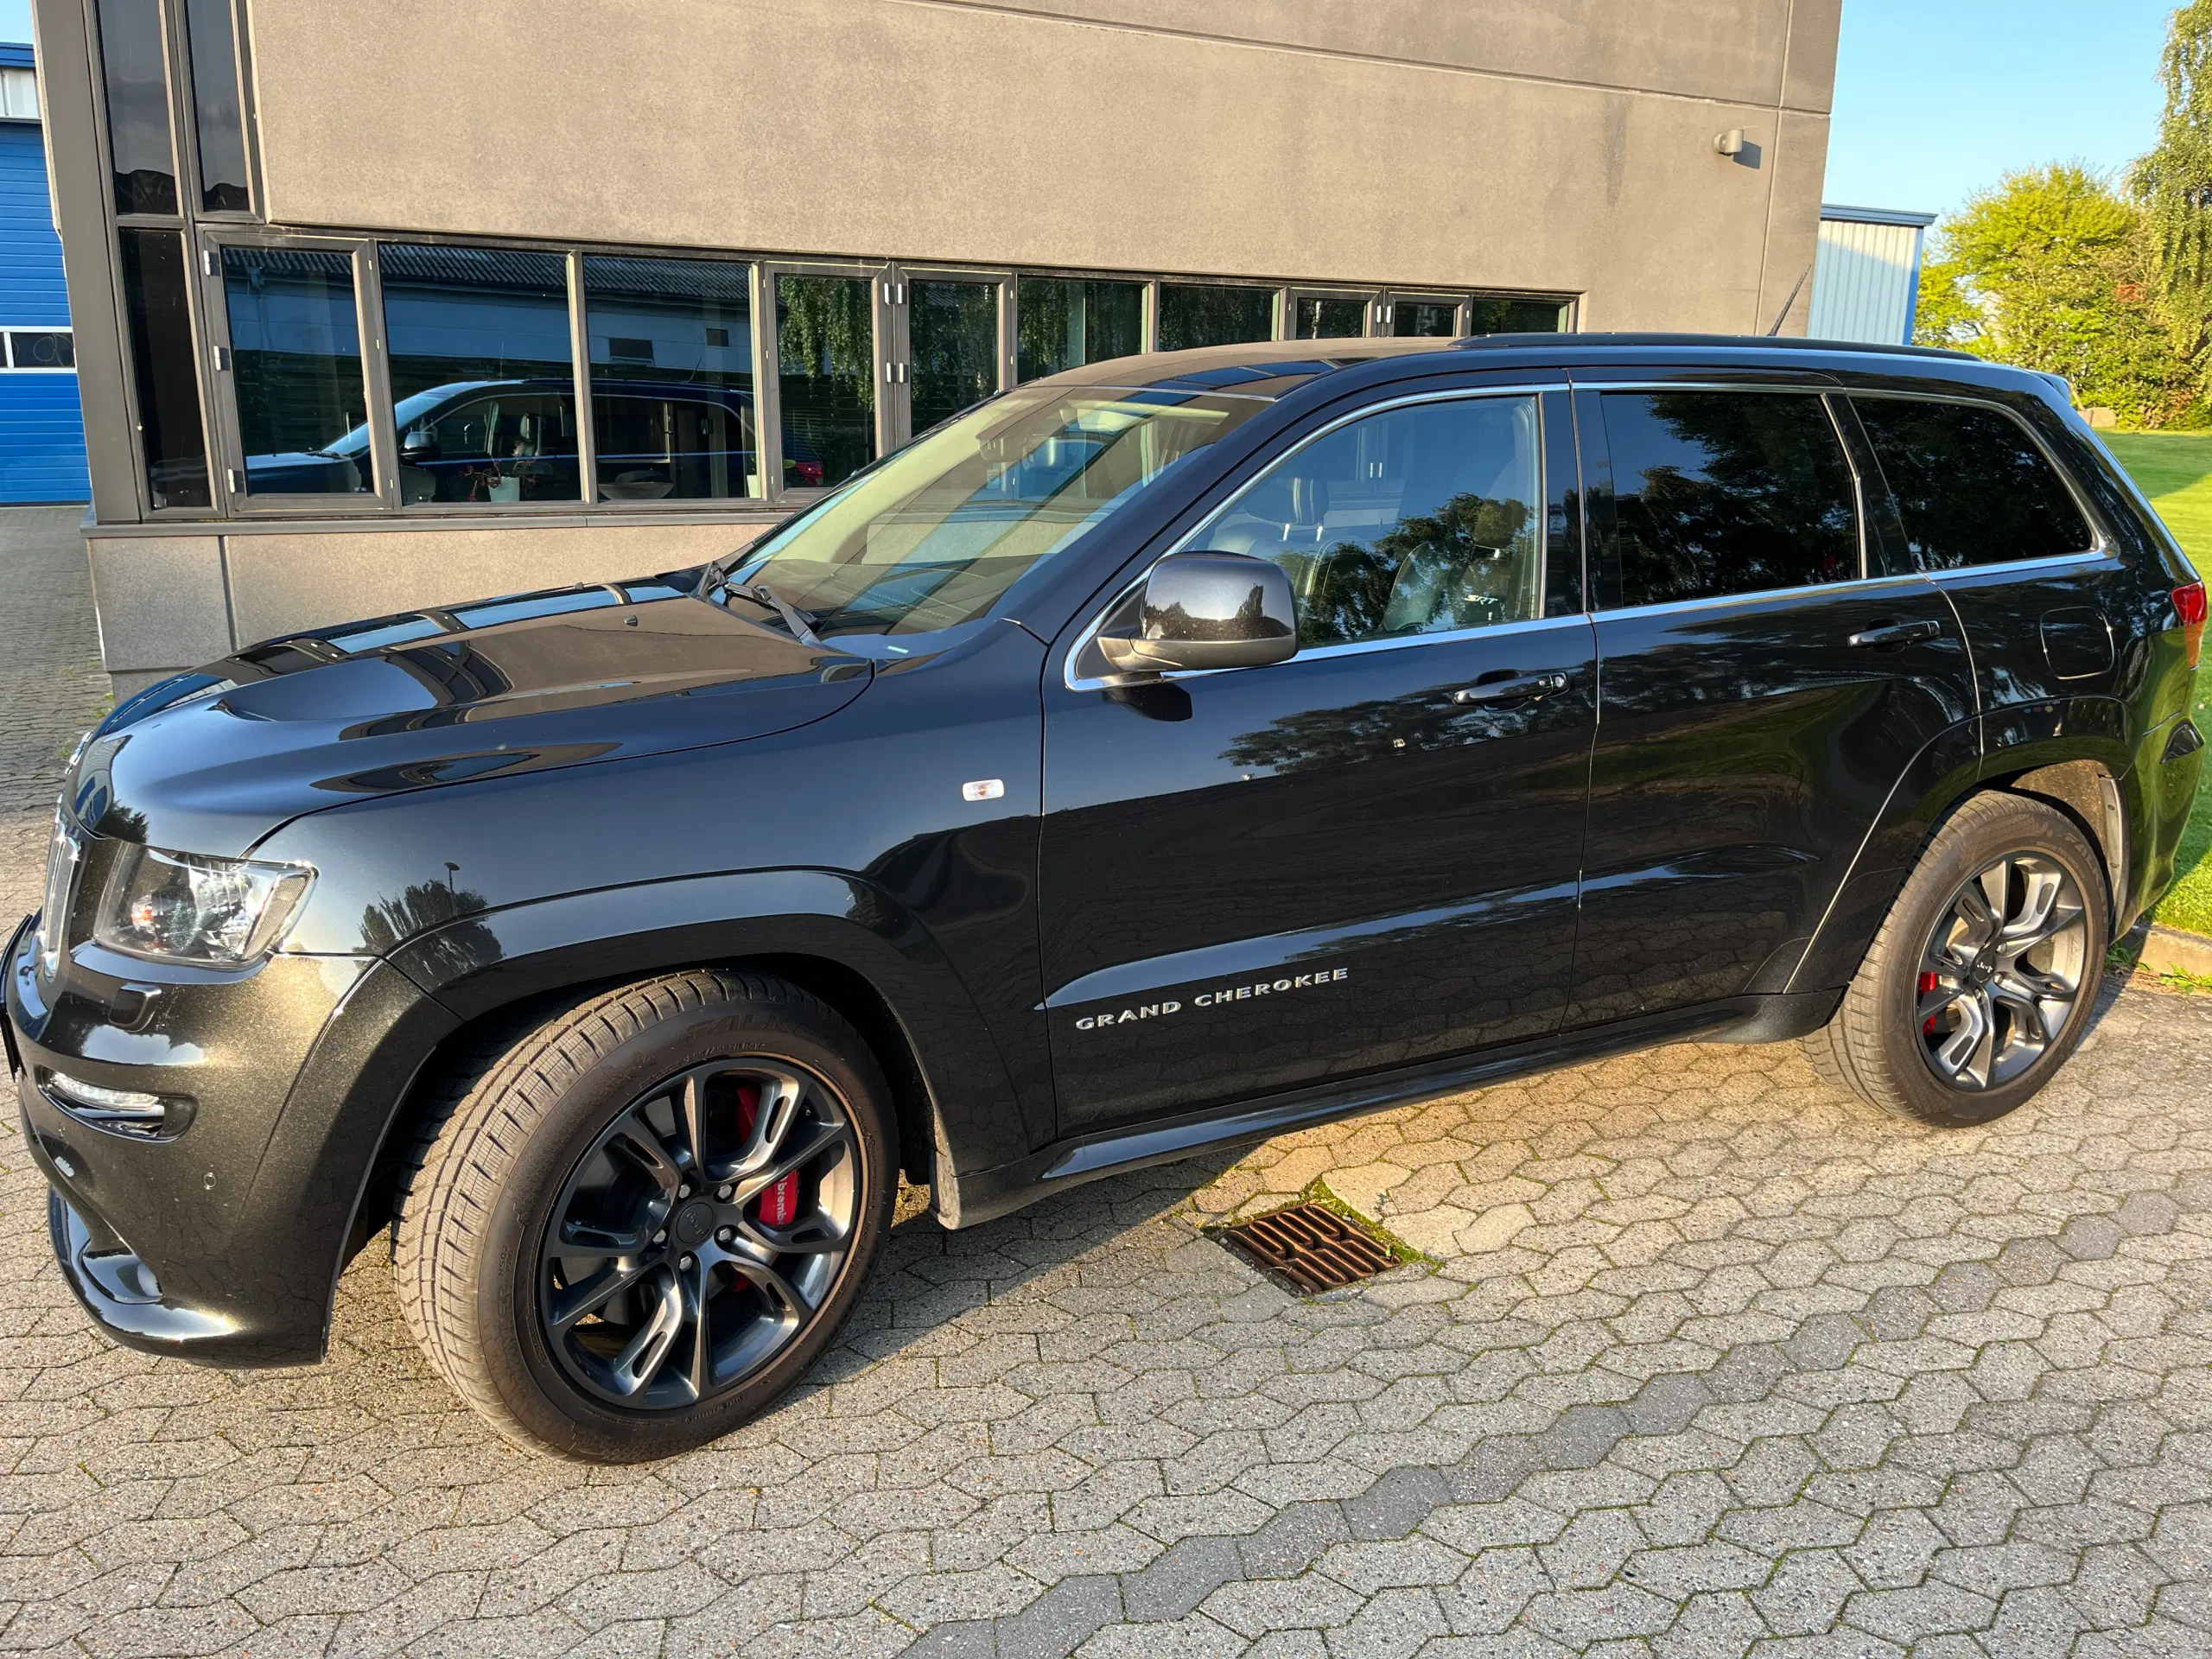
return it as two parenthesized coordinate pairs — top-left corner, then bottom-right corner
(1848, 619), (1942, 649)
(1452, 671), (1570, 705)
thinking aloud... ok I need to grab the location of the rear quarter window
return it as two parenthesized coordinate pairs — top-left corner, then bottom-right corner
(1850, 397), (2095, 570)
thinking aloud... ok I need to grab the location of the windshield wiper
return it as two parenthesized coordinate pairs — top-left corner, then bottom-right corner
(721, 580), (824, 648)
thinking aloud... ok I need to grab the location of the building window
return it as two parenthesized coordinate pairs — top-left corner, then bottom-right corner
(1157, 283), (1274, 351)
(582, 254), (758, 501)
(118, 228), (211, 508)
(776, 274), (874, 490)
(1468, 296), (1571, 335)
(1391, 298), (1459, 338)
(1292, 296), (1366, 340)
(97, 0), (180, 216)
(910, 277), (1000, 434)
(3, 331), (75, 370)
(220, 247), (371, 497)
(183, 0), (251, 213)
(381, 245), (579, 505)
(1016, 276), (1141, 382)
(0, 66), (38, 120)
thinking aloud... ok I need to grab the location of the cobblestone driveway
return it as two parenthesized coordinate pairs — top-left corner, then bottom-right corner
(3, 508), (2210, 1658)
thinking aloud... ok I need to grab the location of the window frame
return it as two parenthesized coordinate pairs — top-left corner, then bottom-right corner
(1153, 276), (1286, 354)
(1010, 269), (1157, 377)
(575, 247), (763, 510)
(1064, 383), (1567, 691)
(885, 262), (1015, 449)
(1, 328), (78, 372)
(1581, 380), (1881, 617)
(1840, 389), (2112, 579)
(196, 229), (392, 517)
(1283, 286), (1381, 342)
(755, 258), (898, 506)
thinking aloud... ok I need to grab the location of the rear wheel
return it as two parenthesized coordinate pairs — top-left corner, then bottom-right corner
(394, 969), (894, 1461)
(1803, 791), (2109, 1128)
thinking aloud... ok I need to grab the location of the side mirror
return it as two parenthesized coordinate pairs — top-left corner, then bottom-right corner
(400, 426), (440, 464)
(1096, 551), (1298, 677)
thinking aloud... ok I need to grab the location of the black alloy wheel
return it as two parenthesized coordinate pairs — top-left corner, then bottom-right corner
(1913, 852), (2089, 1093)
(395, 969), (895, 1461)
(541, 1058), (859, 1410)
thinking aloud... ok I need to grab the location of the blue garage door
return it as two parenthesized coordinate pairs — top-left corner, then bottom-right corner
(0, 114), (90, 503)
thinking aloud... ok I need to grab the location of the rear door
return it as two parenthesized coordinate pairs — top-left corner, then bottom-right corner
(1846, 395), (2121, 715)
(1569, 380), (1978, 1023)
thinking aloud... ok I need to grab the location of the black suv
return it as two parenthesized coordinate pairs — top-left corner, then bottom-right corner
(9, 335), (2205, 1462)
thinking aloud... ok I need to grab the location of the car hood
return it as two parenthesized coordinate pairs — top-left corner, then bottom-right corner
(65, 587), (873, 856)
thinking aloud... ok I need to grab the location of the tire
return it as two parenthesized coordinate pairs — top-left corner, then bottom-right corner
(1802, 791), (2110, 1128)
(393, 969), (896, 1462)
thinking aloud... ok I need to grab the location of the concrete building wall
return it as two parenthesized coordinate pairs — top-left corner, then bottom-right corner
(244, 0), (1835, 334)
(42, 0), (1843, 696)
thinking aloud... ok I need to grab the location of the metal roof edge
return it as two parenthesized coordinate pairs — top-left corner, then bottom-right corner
(1821, 203), (1940, 228)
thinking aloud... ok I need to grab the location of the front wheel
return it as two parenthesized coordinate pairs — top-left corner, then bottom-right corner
(394, 970), (895, 1461)
(1803, 791), (2110, 1128)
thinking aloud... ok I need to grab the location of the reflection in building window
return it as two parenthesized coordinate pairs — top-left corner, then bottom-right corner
(1016, 277), (1141, 381)
(380, 245), (578, 504)
(97, 0), (178, 215)
(776, 275), (874, 490)
(184, 0), (251, 212)
(4, 331), (75, 370)
(118, 228), (210, 509)
(1294, 297), (1365, 340)
(582, 255), (757, 500)
(221, 248), (371, 497)
(1157, 283), (1274, 352)
(1467, 297), (1569, 335)
(910, 279), (998, 435)
(1392, 299), (1459, 338)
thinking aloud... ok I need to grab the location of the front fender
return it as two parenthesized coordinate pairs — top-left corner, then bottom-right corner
(380, 868), (1034, 1193)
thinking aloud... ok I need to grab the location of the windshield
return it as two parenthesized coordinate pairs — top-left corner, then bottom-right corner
(724, 386), (1269, 638)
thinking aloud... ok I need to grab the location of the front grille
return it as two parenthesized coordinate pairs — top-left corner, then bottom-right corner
(35, 810), (83, 976)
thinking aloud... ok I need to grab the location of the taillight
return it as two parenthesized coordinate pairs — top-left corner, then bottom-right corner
(2177, 581), (2207, 668)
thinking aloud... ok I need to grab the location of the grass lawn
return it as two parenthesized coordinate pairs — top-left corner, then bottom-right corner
(2104, 433), (2212, 937)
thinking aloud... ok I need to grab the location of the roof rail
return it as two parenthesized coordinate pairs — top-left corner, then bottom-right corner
(1452, 331), (1980, 363)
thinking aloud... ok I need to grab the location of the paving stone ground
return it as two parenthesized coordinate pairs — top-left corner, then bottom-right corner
(3, 505), (2211, 1658)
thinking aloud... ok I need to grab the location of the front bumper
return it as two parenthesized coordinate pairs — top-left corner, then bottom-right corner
(7, 907), (456, 1365)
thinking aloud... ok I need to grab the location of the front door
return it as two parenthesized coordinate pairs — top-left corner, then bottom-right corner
(1569, 384), (1978, 1023)
(1040, 388), (1597, 1133)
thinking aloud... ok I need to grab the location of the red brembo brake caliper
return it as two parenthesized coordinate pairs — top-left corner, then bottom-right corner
(1918, 970), (1942, 1034)
(734, 1080), (800, 1227)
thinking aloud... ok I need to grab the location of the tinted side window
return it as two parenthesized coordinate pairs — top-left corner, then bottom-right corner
(1188, 396), (1543, 647)
(1603, 391), (1859, 608)
(1850, 397), (2094, 570)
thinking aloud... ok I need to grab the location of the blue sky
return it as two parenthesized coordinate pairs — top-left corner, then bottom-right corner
(1824, 0), (2174, 221)
(0, 2), (27, 47)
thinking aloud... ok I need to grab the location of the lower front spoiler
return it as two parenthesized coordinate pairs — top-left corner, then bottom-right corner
(45, 1185), (240, 1351)
(19, 1065), (277, 1363)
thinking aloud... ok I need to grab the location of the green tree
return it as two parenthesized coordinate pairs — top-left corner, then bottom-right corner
(2131, 0), (2212, 388)
(1915, 165), (2190, 426)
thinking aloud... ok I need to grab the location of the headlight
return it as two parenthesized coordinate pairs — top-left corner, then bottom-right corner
(94, 846), (314, 965)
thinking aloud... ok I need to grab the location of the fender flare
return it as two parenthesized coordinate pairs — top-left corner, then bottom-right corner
(1787, 700), (2133, 995)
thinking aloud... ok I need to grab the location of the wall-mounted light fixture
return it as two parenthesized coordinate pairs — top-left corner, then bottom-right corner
(1714, 129), (1747, 156)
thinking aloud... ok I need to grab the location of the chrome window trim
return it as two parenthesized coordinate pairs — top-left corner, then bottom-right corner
(1592, 569), (1942, 626)
(1063, 383), (1561, 693)
(1921, 549), (2110, 584)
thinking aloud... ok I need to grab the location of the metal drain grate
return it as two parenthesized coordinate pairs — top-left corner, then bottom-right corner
(1216, 1201), (1398, 1294)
